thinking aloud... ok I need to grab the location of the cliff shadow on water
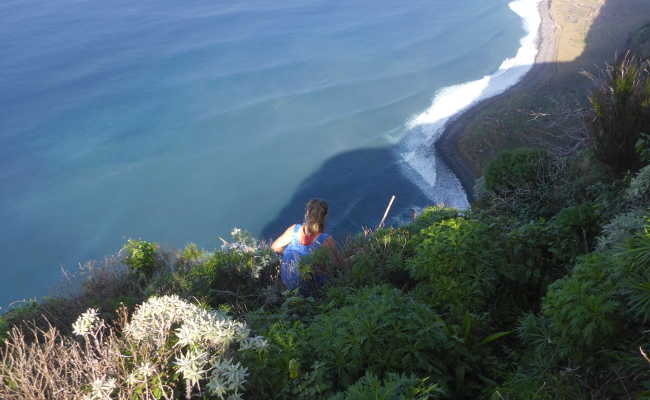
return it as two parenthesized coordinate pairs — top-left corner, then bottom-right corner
(263, 0), (650, 243)
(260, 147), (437, 242)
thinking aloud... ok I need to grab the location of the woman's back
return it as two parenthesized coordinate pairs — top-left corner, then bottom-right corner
(281, 223), (329, 290)
(271, 198), (337, 291)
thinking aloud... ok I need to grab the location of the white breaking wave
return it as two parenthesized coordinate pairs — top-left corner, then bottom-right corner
(399, 0), (543, 206)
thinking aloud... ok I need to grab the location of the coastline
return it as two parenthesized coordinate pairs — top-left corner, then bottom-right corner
(435, 0), (557, 202)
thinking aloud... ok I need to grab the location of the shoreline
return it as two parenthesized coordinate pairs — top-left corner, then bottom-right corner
(435, 0), (557, 202)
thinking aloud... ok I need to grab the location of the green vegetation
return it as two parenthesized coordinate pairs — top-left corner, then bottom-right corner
(584, 52), (650, 173)
(3, 54), (650, 399)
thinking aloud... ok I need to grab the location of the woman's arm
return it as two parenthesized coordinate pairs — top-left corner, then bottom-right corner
(271, 224), (296, 253)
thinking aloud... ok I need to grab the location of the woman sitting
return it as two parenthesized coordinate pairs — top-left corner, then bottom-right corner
(271, 198), (338, 291)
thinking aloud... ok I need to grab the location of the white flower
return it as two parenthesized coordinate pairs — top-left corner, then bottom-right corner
(124, 295), (196, 344)
(223, 227), (258, 253)
(206, 377), (228, 399)
(126, 372), (140, 386)
(72, 308), (100, 336)
(175, 348), (209, 387)
(137, 362), (155, 378)
(239, 335), (268, 351)
(119, 295), (259, 397)
(88, 376), (116, 400)
(175, 308), (249, 349)
(208, 358), (248, 398)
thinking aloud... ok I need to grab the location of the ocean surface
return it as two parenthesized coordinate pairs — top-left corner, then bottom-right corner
(0, 0), (540, 307)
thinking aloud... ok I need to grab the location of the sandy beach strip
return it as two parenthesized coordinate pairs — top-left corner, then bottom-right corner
(436, 0), (650, 202)
(435, 0), (558, 201)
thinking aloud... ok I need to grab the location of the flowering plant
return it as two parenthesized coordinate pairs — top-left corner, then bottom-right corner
(0, 295), (266, 400)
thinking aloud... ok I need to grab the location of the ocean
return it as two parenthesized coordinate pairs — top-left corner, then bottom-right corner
(0, 0), (540, 307)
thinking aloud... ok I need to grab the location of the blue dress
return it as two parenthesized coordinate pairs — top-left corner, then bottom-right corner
(281, 224), (330, 291)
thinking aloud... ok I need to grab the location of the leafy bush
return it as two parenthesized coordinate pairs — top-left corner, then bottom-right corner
(507, 238), (650, 399)
(617, 225), (650, 322)
(481, 148), (570, 218)
(180, 246), (278, 310)
(240, 319), (309, 399)
(306, 286), (453, 391)
(584, 52), (650, 173)
(547, 203), (602, 264)
(408, 206), (460, 234)
(336, 227), (414, 289)
(498, 220), (569, 314)
(541, 253), (622, 361)
(626, 164), (650, 204)
(121, 239), (160, 280)
(181, 242), (205, 263)
(485, 148), (551, 195)
(408, 217), (503, 316)
(329, 372), (445, 400)
(304, 286), (510, 398)
(0, 301), (38, 343)
(148, 229), (281, 312)
(596, 208), (647, 250)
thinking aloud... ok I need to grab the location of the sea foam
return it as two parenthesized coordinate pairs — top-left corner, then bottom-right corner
(399, 0), (543, 206)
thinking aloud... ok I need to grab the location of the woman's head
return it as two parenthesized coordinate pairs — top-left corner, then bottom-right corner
(304, 198), (328, 235)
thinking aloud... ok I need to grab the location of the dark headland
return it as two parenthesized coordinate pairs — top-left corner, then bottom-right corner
(436, 0), (650, 201)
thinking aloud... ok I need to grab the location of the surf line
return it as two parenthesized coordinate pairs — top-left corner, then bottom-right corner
(400, 0), (543, 199)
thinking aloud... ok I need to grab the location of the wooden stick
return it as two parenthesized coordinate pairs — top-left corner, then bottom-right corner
(377, 195), (396, 230)
(640, 346), (650, 363)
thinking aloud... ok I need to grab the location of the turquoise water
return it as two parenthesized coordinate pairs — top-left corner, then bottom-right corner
(0, 0), (527, 306)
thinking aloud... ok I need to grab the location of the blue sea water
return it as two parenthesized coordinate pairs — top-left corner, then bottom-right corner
(0, 0), (536, 306)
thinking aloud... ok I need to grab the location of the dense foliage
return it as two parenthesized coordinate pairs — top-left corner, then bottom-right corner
(584, 52), (650, 173)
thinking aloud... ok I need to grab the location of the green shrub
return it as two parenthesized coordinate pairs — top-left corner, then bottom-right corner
(494, 367), (588, 400)
(181, 247), (277, 310)
(151, 229), (279, 310)
(481, 148), (571, 218)
(635, 132), (650, 164)
(547, 203), (602, 264)
(498, 220), (568, 315)
(241, 320), (309, 399)
(298, 245), (340, 291)
(408, 206), (460, 234)
(542, 253), (622, 361)
(306, 286), (453, 390)
(337, 228), (414, 289)
(181, 242), (205, 262)
(617, 225), (650, 322)
(0, 301), (39, 342)
(584, 52), (650, 173)
(510, 222), (650, 398)
(408, 217), (503, 315)
(484, 148), (551, 194)
(596, 208), (647, 250)
(626, 164), (650, 204)
(121, 239), (159, 280)
(329, 372), (445, 400)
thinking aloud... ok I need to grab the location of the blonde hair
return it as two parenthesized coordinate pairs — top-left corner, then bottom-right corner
(304, 199), (328, 236)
